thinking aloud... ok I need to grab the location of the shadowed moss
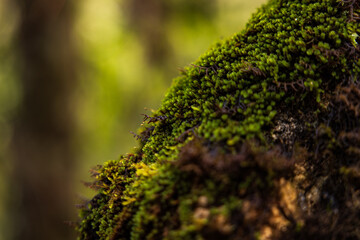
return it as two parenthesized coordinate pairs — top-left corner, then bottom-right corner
(78, 0), (360, 239)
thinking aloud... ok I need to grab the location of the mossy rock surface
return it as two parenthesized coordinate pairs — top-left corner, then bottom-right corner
(78, 0), (360, 239)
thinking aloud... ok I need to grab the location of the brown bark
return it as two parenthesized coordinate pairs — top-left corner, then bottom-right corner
(11, 0), (78, 239)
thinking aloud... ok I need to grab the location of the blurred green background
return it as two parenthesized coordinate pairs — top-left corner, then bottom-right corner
(0, 0), (266, 239)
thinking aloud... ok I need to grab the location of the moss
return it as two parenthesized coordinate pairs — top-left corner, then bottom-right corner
(78, 0), (360, 239)
(139, 0), (359, 163)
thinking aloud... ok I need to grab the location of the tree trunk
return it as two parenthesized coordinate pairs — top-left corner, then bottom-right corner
(11, 1), (78, 239)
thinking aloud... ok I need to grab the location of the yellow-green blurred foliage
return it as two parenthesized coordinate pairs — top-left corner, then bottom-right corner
(0, 2), (19, 239)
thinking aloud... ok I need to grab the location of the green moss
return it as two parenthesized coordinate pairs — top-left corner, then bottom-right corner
(139, 0), (359, 163)
(78, 0), (360, 239)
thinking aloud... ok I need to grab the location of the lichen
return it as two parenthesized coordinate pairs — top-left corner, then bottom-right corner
(77, 0), (360, 239)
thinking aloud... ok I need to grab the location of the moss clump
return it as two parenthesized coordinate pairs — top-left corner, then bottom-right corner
(78, 0), (360, 239)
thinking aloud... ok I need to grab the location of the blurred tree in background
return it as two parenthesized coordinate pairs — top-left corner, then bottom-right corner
(11, 0), (78, 239)
(0, 0), (266, 239)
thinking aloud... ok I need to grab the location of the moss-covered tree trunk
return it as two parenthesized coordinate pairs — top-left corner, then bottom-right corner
(78, 0), (360, 239)
(12, 1), (78, 239)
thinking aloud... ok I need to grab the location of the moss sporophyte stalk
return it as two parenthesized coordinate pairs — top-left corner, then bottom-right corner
(78, 0), (360, 239)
